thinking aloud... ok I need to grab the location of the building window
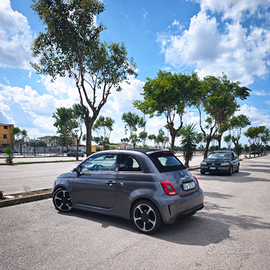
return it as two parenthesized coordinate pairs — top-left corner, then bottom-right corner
(4, 126), (8, 129)
(3, 134), (7, 139)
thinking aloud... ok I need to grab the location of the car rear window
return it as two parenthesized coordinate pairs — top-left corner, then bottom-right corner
(148, 152), (186, 172)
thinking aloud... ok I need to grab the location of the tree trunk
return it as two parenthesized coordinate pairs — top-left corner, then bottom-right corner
(85, 114), (99, 156)
(170, 135), (175, 150)
(86, 124), (92, 156)
(76, 138), (79, 161)
(217, 134), (222, 150)
(203, 139), (211, 158)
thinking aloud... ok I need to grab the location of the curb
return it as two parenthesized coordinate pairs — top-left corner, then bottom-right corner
(0, 160), (77, 166)
(188, 166), (200, 171)
(0, 192), (52, 208)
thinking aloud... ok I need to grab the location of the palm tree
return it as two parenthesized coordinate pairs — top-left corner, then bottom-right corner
(180, 124), (197, 168)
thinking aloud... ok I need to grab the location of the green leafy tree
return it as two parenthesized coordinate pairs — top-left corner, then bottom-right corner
(261, 127), (270, 155)
(53, 104), (83, 160)
(244, 144), (249, 154)
(156, 129), (165, 148)
(198, 73), (251, 158)
(122, 112), (145, 148)
(139, 131), (148, 147)
(148, 134), (157, 148)
(195, 133), (205, 152)
(130, 134), (140, 148)
(179, 124), (197, 168)
(229, 114), (251, 151)
(11, 127), (28, 154)
(244, 126), (267, 157)
(122, 112), (145, 136)
(92, 136), (103, 145)
(31, 0), (137, 156)
(244, 127), (257, 157)
(235, 143), (243, 158)
(163, 136), (170, 149)
(53, 107), (75, 147)
(224, 134), (232, 150)
(71, 103), (84, 156)
(93, 116), (115, 149)
(121, 137), (130, 145)
(134, 70), (200, 150)
(30, 141), (47, 147)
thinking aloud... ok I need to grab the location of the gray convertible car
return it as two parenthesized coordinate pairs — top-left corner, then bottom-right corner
(52, 149), (204, 234)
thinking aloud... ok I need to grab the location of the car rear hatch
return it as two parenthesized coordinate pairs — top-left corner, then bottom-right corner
(147, 150), (199, 196)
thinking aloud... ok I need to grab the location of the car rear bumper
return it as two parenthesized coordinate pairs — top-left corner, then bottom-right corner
(158, 188), (204, 224)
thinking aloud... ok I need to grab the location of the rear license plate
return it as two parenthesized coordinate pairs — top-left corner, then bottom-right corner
(183, 182), (196, 190)
(209, 167), (216, 170)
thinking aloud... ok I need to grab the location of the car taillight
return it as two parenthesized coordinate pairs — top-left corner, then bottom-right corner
(161, 181), (177, 196)
(193, 176), (200, 187)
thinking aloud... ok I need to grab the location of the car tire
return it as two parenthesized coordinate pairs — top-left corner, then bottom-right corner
(228, 166), (233, 176)
(200, 170), (205, 175)
(235, 164), (240, 173)
(131, 200), (162, 234)
(53, 188), (73, 212)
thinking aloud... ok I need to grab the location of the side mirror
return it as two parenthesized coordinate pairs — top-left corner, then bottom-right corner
(74, 166), (82, 176)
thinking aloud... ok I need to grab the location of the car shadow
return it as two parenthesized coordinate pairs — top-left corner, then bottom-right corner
(58, 208), (230, 246)
(57, 189), (269, 247)
(198, 171), (270, 183)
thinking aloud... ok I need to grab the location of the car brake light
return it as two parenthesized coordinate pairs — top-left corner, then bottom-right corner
(161, 181), (177, 196)
(193, 176), (200, 187)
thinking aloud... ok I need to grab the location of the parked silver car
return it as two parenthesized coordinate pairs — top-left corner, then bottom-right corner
(52, 149), (204, 234)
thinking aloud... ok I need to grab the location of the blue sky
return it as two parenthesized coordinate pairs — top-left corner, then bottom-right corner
(0, 0), (270, 147)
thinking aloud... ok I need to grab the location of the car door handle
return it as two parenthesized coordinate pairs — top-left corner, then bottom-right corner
(106, 180), (116, 186)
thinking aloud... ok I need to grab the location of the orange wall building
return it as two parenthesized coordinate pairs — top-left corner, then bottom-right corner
(0, 123), (14, 150)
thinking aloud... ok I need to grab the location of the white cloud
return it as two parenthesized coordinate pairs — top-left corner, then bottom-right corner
(157, 10), (270, 85)
(183, 111), (200, 127)
(237, 104), (270, 128)
(147, 117), (167, 129)
(0, 83), (80, 135)
(4, 77), (10, 84)
(40, 75), (79, 102)
(253, 90), (270, 96)
(197, 0), (270, 22)
(107, 75), (144, 113)
(0, 0), (33, 69)
(0, 75), (145, 139)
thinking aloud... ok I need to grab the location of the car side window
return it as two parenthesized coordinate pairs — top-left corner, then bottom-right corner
(80, 154), (117, 172)
(118, 154), (141, 172)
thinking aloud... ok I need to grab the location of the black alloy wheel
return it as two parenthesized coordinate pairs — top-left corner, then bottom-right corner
(53, 188), (73, 212)
(132, 201), (162, 234)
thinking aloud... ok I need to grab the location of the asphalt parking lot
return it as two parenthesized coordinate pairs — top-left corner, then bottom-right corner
(1, 155), (270, 269)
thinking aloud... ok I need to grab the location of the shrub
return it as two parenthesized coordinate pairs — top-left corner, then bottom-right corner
(4, 146), (14, 164)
